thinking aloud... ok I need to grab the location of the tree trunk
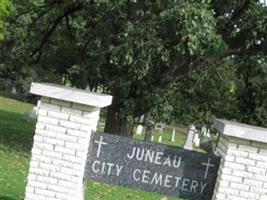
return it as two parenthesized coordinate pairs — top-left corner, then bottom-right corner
(104, 97), (133, 138)
(143, 113), (153, 142)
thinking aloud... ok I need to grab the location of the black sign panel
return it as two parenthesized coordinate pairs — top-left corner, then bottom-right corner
(85, 132), (220, 200)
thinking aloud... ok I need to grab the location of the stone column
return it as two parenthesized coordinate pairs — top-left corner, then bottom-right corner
(212, 119), (267, 200)
(25, 83), (112, 200)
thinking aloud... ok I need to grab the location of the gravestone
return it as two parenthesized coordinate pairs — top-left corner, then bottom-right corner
(86, 132), (220, 200)
(171, 128), (176, 142)
(136, 115), (144, 135)
(184, 125), (196, 150)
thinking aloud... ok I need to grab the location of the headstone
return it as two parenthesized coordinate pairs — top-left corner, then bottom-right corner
(155, 122), (164, 132)
(184, 124), (196, 150)
(86, 132), (220, 200)
(158, 135), (162, 143)
(171, 128), (176, 142)
(136, 125), (143, 135)
(151, 135), (154, 141)
(193, 133), (200, 147)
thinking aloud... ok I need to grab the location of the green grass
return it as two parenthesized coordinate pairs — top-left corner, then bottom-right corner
(0, 96), (186, 200)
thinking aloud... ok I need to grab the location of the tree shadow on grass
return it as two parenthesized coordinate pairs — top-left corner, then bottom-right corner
(0, 109), (35, 154)
(0, 197), (17, 200)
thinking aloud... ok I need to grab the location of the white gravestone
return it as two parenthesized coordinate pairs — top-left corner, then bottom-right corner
(136, 115), (144, 135)
(193, 132), (200, 147)
(184, 124), (196, 150)
(171, 128), (176, 142)
(24, 83), (112, 200)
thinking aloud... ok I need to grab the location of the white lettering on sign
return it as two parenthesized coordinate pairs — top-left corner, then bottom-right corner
(127, 147), (181, 168)
(91, 160), (123, 177)
(94, 136), (107, 158)
(201, 158), (215, 179)
(131, 169), (208, 193)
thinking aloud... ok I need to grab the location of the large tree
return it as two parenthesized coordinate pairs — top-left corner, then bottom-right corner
(2, 0), (267, 136)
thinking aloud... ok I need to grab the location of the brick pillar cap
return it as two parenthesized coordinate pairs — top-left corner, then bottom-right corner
(30, 82), (113, 108)
(213, 118), (267, 143)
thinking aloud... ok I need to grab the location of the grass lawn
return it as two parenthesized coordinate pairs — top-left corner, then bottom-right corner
(0, 96), (186, 200)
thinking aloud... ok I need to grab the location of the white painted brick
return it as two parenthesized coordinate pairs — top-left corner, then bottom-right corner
(244, 179), (263, 187)
(218, 180), (229, 187)
(65, 142), (85, 151)
(221, 168), (232, 174)
(83, 110), (100, 119)
(62, 155), (83, 164)
(27, 174), (37, 181)
(220, 174), (242, 183)
(59, 120), (80, 129)
(35, 188), (56, 197)
(29, 160), (39, 168)
(228, 136), (251, 145)
(253, 174), (267, 182)
(61, 167), (83, 176)
(56, 133), (77, 142)
(80, 124), (94, 132)
(37, 176), (58, 185)
(38, 109), (48, 116)
(56, 192), (76, 200)
(227, 195), (246, 200)
(224, 155), (235, 162)
(50, 172), (71, 181)
(73, 164), (84, 171)
(224, 161), (245, 170)
(34, 142), (54, 151)
(30, 168), (50, 176)
(72, 103), (94, 111)
(239, 145), (259, 153)
(36, 122), (46, 130)
(50, 98), (71, 107)
(48, 111), (69, 120)
(264, 183), (267, 188)
(25, 193), (46, 200)
(34, 135), (43, 142)
(235, 157), (256, 166)
(232, 169), (253, 179)
(249, 154), (267, 162)
(227, 149), (248, 158)
(31, 154), (52, 164)
(39, 163), (61, 172)
(43, 137), (64, 146)
(218, 187), (239, 195)
(58, 180), (77, 188)
(52, 159), (74, 168)
(247, 166), (266, 175)
(36, 129), (56, 138)
(260, 148), (267, 155)
(67, 129), (89, 138)
(240, 191), (260, 199)
(38, 116), (59, 125)
(55, 146), (75, 155)
(230, 182), (249, 191)
(250, 186), (267, 194)
(261, 195), (267, 200)
(25, 186), (34, 193)
(32, 148), (42, 155)
(47, 184), (69, 193)
(76, 150), (87, 158)
(69, 115), (91, 125)
(28, 180), (48, 189)
(251, 141), (267, 148)
(45, 124), (67, 134)
(61, 106), (82, 116)
(39, 102), (60, 112)
(42, 150), (62, 159)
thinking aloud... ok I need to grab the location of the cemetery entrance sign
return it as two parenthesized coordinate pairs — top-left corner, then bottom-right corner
(86, 133), (220, 200)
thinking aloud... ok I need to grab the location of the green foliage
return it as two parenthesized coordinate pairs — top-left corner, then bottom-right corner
(0, 0), (13, 40)
(1, 0), (267, 132)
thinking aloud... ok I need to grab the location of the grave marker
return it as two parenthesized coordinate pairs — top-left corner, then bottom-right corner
(86, 132), (220, 200)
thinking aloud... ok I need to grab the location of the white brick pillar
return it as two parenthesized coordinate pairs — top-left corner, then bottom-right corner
(212, 119), (267, 200)
(25, 83), (112, 200)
